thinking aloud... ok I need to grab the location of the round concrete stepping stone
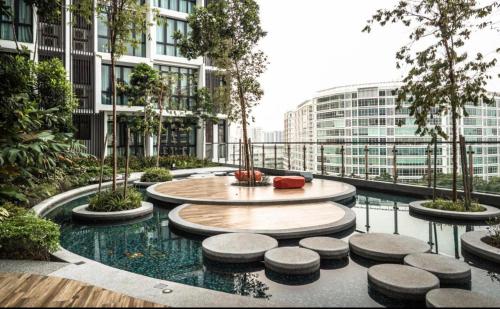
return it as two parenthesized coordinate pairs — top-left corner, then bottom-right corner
(349, 233), (431, 262)
(202, 233), (278, 263)
(264, 247), (320, 275)
(426, 288), (500, 307)
(404, 253), (471, 284)
(299, 237), (349, 259)
(368, 264), (439, 301)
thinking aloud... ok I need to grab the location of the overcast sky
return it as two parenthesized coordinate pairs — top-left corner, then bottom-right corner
(251, 0), (500, 131)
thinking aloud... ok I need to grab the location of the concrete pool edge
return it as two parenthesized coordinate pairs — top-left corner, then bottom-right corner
(31, 166), (283, 307)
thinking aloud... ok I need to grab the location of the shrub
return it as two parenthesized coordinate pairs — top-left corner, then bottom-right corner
(104, 155), (219, 172)
(485, 217), (500, 249)
(141, 167), (173, 182)
(0, 203), (60, 260)
(88, 187), (142, 212)
(422, 199), (485, 212)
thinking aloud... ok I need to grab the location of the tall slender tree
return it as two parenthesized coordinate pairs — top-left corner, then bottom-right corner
(76, 0), (153, 191)
(122, 63), (159, 157)
(363, 0), (497, 201)
(155, 71), (177, 167)
(174, 0), (267, 186)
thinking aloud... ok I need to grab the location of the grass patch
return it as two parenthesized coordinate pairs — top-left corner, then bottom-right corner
(88, 187), (142, 212)
(140, 168), (173, 182)
(422, 199), (485, 212)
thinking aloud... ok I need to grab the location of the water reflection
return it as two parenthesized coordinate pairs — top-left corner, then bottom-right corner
(353, 190), (488, 259)
(49, 195), (272, 298)
(47, 189), (500, 303)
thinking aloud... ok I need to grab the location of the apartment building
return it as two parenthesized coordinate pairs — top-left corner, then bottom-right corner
(0, 0), (227, 159)
(284, 82), (500, 182)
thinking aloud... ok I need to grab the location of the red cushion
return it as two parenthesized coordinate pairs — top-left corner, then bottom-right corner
(273, 176), (305, 189)
(235, 170), (263, 182)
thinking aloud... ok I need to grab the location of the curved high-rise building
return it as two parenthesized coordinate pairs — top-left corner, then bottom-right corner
(285, 82), (500, 182)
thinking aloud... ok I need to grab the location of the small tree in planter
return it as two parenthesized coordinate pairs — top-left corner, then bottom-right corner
(364, 0), (496, 204)
(122, 63), (159, 157)
(174, 0), (268, 186)
(75, 0), (155, 192)
(154, 71), (177, 167)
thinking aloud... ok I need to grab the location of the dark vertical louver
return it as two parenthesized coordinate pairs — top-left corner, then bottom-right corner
(68, 0), (103, 158)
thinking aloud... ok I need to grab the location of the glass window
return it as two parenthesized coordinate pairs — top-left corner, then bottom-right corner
(98, 16), (146, 57)
(101, 64), (133, 105)
(154, 64), (198, 111)
(156, 0), (196, 13)
(156, 17), (188, 57)
(0, 0), (33, 42)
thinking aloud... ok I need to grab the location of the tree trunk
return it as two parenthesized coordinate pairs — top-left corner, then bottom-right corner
(144, 111), (147, 157)
(452, 106), (458, 202)
(124, 128), (130, 198)
(111, 53), (117, 192)
(234, 62), (252, 186)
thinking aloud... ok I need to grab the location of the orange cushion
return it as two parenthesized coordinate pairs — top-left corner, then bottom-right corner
(235, 170), (263, 182)
(273, 176), (305, 189)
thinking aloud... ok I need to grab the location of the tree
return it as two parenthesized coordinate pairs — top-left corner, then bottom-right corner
(175, 0), (267, 186)
(76, 0), (153, 192)
(154, 71), (177, 167)
(363, 0), (497, 201)
(122, 63), (159, 157)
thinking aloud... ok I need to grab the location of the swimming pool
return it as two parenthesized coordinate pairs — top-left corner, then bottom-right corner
(46, 189), (500, 307)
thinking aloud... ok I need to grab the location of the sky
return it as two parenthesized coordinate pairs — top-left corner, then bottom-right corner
(251, 0), (500, 131)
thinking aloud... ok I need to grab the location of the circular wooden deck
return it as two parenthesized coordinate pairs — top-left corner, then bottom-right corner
(147, 176), (356, 205)
(168, 202), (356, 239)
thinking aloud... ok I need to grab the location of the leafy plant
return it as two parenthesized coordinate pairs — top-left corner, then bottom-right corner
(121, 63), (160, 157)
(422, 198), (485, 212)
(140, 167), (172, 182)
(0, 55), (85, 205)
(486, 217), (500, 248)
(88, 187), (142, 212)
(0, 206), (9, 222)
(0, 203), (60, 260)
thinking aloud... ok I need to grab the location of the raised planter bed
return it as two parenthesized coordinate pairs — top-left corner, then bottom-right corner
(461, 230), (500, 264)
(409, 200), (500, 221)
(72, 201), (153, 223)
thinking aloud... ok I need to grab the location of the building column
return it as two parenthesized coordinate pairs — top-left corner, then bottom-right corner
(212, 121), (218, 162)
(196, 120), (205, 159)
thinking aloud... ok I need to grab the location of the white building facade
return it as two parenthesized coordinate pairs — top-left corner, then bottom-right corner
(0, 0), (227, 159)
(285, 82), (500, 182)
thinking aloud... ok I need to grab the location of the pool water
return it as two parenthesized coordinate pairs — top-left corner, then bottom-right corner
(46, 189), (500, 307)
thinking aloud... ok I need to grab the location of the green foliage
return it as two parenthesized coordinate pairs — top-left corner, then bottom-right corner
(0, 203), (60, 260)
(0, 206), (8, 222)
(414, 173), (500, 195)
(422, 198), (484, 212)
(486, 217), (500, 248)
(25, 0), (62, 22)
(141, 167), (173, 182)
(88, 187), (142, 212)
(363, 0), (496, 200)
(0, 55), (85, 204)
(104, 155), (218, 172)
(35, 58), (77, 132)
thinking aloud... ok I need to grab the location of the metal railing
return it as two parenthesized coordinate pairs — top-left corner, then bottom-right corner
(205, 140), (500, 196)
